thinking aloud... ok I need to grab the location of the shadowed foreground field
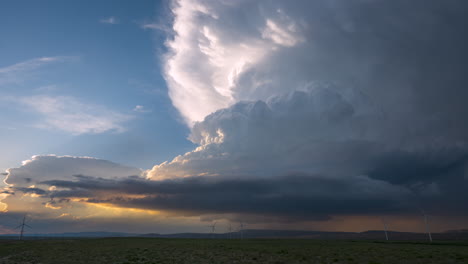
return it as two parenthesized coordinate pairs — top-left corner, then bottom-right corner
(1, 238), (468, 264)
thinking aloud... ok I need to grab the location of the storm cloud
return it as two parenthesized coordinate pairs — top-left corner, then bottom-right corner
(2, 0), (468, 232)
(7, 173), (410, 221)
(149, 0), (468, 221)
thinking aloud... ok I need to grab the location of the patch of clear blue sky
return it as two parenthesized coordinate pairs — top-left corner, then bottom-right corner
(0, 0), (195, 171)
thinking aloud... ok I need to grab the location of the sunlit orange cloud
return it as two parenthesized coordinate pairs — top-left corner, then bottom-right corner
(3, 190), (171, 222)
(82, 201), (161, 216)
(0, 197), (8, 212)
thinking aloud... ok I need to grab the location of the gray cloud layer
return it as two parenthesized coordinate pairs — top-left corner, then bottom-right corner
(8, 173), (409, 221)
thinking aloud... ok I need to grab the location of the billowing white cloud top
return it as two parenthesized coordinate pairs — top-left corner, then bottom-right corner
(150, 0), (468, 204)
(164, 0), (305, 125)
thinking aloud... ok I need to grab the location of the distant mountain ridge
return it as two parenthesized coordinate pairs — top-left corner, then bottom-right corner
(2, 229), (468, 240)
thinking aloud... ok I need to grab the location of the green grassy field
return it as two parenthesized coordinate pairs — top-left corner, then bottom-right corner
(0, 238), (467, 264)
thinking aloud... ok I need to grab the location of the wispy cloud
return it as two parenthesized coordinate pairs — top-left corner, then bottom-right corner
(0, 57), (61, 74)
(133, 105), (151, 113)
(0, 57), (73, 86)
(141, 22), (169, 32)
(8, 95), (132, 135)
(100, 16), (119, 25)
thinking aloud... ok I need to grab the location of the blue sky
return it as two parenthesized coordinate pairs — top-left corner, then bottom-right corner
(0, 0), (194, 172)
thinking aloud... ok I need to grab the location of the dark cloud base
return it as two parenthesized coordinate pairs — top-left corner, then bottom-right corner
(0, 171), (456, 222)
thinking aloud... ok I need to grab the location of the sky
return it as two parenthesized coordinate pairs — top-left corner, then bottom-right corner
(0, 0), (195, 172)
(1, 0), (468, 234)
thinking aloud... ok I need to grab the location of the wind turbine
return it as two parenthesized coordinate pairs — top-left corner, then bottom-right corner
(239, 221), (246, 239)
(227, 223), (233, 239)
(15, 215), (31, 241)
(208, 222), (217, 238)
(421, 210), (433, 243)
(381, 217), (389, 241)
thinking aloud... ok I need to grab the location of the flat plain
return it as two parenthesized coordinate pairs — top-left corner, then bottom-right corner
(0, 238), (467, 264)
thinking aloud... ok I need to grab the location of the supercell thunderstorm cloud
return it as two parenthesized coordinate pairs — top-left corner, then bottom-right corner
(2, 0), (468, 233)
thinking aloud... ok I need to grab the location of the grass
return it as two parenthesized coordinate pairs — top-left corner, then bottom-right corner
(0, 238), (467, 263)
